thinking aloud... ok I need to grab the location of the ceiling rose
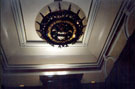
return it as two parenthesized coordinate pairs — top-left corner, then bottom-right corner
(35, 1), (87, 47)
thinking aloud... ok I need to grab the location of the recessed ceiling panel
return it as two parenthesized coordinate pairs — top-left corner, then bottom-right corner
(20, 0), (92, 44)
(1, 0), (127, 85)
(1, 0), (125, 74)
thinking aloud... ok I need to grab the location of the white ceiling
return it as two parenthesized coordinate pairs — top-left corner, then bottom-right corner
(1, 0), (133, 87)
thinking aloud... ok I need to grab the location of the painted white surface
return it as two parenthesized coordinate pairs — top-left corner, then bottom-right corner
(1, 0), (125, 86)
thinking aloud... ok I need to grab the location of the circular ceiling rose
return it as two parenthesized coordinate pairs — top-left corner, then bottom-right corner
(35, 1), (87, 47)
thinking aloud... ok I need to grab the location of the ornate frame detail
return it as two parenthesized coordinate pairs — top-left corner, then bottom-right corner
(10, 0), (100, 47)
(1, 0), (130, 74)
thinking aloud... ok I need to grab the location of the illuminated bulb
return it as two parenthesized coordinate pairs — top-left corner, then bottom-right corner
(58, 36), (65, 40)
(73, 34), (75, 38)
(91, 81), (96, 84)
(19, 84), (24, 87)
(76, 21), (79, 24)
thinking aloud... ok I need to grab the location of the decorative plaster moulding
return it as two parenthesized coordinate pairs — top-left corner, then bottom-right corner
(11, 0), (98, 47)
(1, 0), (129, 76)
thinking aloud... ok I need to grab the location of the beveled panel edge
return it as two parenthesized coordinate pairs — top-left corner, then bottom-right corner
(1, 0), (129, 74)
(124, 3), (135, 39)
(10, 0), (26, 46)
(1, 43), (104, 73)
(100, 0), (129, 59)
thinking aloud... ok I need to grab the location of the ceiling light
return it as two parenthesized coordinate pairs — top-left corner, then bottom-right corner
(35, 1), (87, 47)
(19, 84), (24, 87)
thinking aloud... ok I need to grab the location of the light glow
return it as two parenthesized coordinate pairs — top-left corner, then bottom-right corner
(91, 81), (96, 84)
(56, 71), (68, 75)
(19, 85), (24, 87)
(43, 71), (69, 76)
(43, 72), (55, 75)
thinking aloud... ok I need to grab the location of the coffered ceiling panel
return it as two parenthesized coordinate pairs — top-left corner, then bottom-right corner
(11, 0), (95, 46)
(1, 0), (101, 66)
(20, 0), (92, 42)
(1, 0), (131, 85)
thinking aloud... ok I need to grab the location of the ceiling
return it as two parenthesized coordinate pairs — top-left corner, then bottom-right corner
(1, 0), (135, 87)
